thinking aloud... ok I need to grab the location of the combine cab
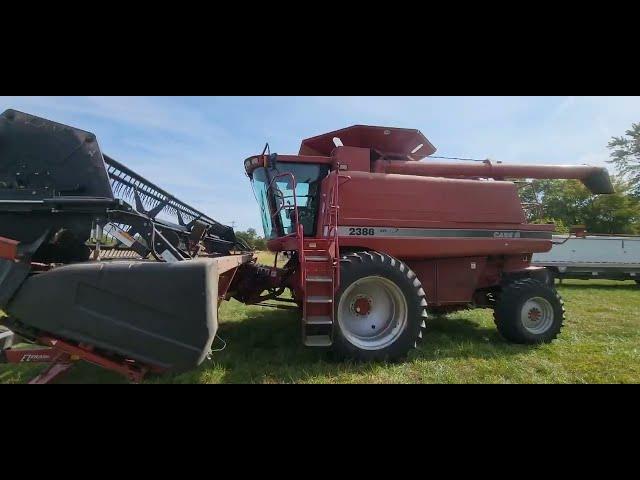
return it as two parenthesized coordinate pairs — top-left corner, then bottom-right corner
(0, 109), (252, 382)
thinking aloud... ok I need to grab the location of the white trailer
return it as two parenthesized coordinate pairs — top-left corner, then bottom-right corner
(532, 234), (640, 283)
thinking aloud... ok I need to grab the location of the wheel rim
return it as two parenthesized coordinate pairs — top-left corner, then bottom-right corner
(337, 276), (408, 350)
(520, 297), (554, 334)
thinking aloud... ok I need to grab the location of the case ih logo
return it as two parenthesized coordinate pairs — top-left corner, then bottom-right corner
(494, 231), (521, 239)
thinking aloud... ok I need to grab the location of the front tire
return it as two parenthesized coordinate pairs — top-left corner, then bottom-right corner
(494, 278), (565, 344)
(333, 251), (427, 361)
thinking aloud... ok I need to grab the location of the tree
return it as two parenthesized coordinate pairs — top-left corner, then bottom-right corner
(581, 186), (640, 234)
(608, 123), (640, 195)
(522, 178), (640, 234)
(235, 228), (267, 251)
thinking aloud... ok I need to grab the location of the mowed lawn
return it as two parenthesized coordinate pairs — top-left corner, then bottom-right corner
(1, 252), (639, 383)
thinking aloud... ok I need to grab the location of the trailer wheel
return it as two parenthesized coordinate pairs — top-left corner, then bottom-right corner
(493, 278), (565, 344)
(334, 251), (427, 361)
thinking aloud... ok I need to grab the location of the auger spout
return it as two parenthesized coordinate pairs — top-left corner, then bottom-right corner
(374, 160), (615, 194)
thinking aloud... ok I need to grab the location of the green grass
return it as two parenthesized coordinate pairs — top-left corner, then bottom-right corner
(2, 254), (639, 383)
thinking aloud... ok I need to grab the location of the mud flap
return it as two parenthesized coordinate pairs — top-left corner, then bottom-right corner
(4, 260), (223, 371)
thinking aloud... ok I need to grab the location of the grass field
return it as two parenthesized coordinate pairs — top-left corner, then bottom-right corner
(1, 252), (639, 384)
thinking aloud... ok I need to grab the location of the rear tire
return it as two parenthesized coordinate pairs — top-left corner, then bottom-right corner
(333, 251), (427, 361)
(494, 278), (565, 344)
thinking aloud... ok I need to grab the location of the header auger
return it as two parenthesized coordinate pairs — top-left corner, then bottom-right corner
(0, 111), (614, 382)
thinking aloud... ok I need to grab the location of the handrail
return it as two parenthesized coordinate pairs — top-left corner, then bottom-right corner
(322, 169), (346, 291)
(332, 170), (340, 290)
(266, 172), (305, 286)
(267, 172), (299, 231)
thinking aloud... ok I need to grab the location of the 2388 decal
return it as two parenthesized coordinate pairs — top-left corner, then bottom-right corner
(348, 227), (375, 236)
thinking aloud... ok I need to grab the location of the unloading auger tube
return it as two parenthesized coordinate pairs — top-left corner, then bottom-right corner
(373, 159), (614, 195)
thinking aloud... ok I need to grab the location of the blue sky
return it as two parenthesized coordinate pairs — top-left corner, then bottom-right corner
(1, 96), (638, 232)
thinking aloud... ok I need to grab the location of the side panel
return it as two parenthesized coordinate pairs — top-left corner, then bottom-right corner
(339, 236), (551, 260)
(407, 257), (486, 305)
(533, 235), (640, 266)
(532, 235), (640, 281)
(405, 255), (533, 305)
(334, 171), (553, 259)
(338, 171), (526, 227)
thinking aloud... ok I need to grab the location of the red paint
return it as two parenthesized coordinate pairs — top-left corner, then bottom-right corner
(337, 171), (527, 226)
(528, 308), (542, 321)
(0, 236), (19, 261)
(4, 347), (60, 364)
(333, 147), (371, 172)
(248, 124), (612, 308)
(3, 336), (163, 383)
(376, 159), (607, 183)
(354, 297), (372, 316)
(299, 125), (436, 160)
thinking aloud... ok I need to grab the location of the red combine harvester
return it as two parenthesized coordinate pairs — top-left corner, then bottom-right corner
(0, 110), (615, 382)
(237, 125), (614, 360)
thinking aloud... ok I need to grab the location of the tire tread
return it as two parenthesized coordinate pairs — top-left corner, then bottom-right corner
(335, 251), (427, 361)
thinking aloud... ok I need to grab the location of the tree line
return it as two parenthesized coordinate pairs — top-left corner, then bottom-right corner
(522, 122), (640, 234)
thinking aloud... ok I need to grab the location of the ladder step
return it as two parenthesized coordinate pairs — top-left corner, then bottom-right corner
(305, 255), (330, 261)
(305, 315), (333, 325)
(306, 296), (333, 304)
(304, 335), (333, 347)
(306, 275), (332, 283)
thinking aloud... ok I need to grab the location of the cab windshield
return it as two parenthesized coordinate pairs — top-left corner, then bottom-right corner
(252, 162), (328, 239)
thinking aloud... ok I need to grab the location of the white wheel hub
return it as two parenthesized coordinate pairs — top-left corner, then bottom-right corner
(521, 296), (554, 334)
(338, 276), (408, 350)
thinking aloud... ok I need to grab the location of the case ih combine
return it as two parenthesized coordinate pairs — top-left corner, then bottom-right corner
(0, 109), (614, 383)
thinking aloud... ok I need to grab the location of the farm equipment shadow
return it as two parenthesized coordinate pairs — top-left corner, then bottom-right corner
(556, 282), (638, 292)
(177, 308), (530, 384)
